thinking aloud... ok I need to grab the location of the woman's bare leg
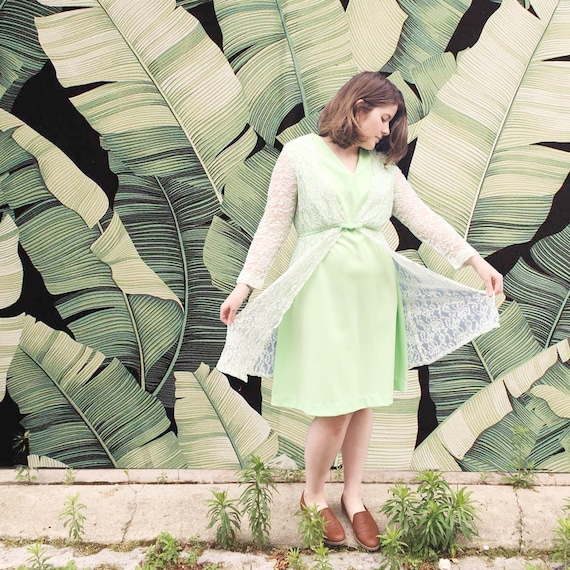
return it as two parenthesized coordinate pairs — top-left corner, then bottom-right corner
(303, 413), (353, 510)
(340, 407), (373, 519)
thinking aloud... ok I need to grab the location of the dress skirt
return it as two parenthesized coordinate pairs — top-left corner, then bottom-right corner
(271, 136), (408, 417)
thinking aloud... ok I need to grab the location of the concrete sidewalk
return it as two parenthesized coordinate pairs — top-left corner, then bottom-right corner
(1, 469), (568, 569)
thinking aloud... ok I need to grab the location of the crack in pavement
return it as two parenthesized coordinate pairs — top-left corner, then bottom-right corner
(514, 489), (524, 553)
(121, 485), (140, 543)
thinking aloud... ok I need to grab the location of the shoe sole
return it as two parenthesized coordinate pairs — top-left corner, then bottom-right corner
(355, 537), (380, 552)
(324, 540), (346, 547)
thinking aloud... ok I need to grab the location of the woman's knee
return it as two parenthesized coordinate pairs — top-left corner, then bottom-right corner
(319, 413), (353, 437)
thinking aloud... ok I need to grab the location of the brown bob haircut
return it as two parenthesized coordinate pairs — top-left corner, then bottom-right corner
(318, 72), (408, 164)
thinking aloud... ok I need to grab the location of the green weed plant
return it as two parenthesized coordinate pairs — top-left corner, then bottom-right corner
(59, 493), (87, 541)
(181, 534), (201, 566)
(18, 543), (54, 570)
(379, 470), (479, 565)
(278, 468), (304, 483)
(238, 455), (277, 548)
(15, 465), (38, 483)
(206, 489), (242, 549)
(285, 547), (309, 570)
(138, 531), (180, 570)
(296, 504), (327, 550)
(63, 468), (75, 486)
(16, 543), (78, 570)
(503, 425), (537, 489)
(157, 471), (168, 484)
(553, 498), (570, 568)
(377, 526), (407, 570)
(310, 544), (333, 570)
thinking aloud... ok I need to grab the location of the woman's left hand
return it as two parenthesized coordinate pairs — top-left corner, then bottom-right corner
(465, 255), (503, 296)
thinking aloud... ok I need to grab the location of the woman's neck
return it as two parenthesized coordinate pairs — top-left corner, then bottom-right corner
(321, 136), (360, 171)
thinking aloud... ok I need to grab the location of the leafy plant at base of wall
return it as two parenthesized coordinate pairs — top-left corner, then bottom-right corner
(380, 471), (479, 563)
(502, 426), (537, 490)
(332, 465), (344, 483)
(278, 468), (304, 483)
(296, 505), (327, 550)
(63, 468), (75, 486)
(285, 547), (308, 570)
(238, 455), (277, 548)
(310, 544), (333, 570)
(59, 493), (86, 542)
(206, 489), (242, 549)
(552, 498), (570, 568)
(376, 525), (408, 570)
(138, 532), (180, 570)
(14, 465), (38, 483)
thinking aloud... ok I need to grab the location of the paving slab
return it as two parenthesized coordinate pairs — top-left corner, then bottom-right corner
(459, 485), (521, 550)
(0, 543), (146, 570)
(1, 484), (136, 542)
(518, 486), (569, 551)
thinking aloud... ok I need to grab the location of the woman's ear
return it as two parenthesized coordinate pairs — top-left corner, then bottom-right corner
(354, 99), (365, 123)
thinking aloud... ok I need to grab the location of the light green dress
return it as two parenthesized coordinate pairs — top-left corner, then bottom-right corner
(271, 135), (408, 417)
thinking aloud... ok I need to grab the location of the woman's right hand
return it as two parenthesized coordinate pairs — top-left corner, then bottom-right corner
(220, 283), (252, 326)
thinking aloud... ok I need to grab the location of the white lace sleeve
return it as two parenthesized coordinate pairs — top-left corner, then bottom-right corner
(392, 167), (478, 269)
(237, 146), (298, 289)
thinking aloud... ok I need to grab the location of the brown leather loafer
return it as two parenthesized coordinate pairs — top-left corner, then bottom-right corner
(300, 492), (346, 546)
(341, 496), (380, 551)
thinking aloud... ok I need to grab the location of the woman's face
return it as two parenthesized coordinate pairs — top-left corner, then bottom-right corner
(356, 103), (398, 151)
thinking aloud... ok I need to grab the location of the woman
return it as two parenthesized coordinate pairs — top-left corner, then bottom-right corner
(218, 72), (502, 551)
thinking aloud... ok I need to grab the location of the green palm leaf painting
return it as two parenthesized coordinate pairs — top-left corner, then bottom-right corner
(0, 212), (22, 309)
(0, 0), (58, 109)
(0, 0), (567, 470)
(35, 0), (257, 385)
(215, 0), (357, 145)
(407, 0), (570, 259)
(175, 365), (278, 468)
(178, 0), (211, 8)
(8, 315), (186, 468)
(36, 0), (256, 200)
(388, 0), (472, 80)
(0, 212), (23, 402)
(412, 339), (569, 471)
(347, 0), (407, 73)
(504, 223), (570, 347)
(0, 110), (184, 392)
(0, 313), (24, 403)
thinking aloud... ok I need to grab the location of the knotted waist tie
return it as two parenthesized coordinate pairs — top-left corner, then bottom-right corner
(298, 221), (381, 237)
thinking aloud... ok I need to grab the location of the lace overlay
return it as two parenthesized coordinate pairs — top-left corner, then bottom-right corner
(392, 168), (478, 269)
(217, 135), (499, 381)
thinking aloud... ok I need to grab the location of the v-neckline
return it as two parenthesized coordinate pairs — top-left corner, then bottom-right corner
(310, 134), (379, 224)
(313, 134), (362, 175)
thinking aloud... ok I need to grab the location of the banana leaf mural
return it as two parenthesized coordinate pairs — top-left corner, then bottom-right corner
(0, 0), (59, 110)
(0, 0), (568, 471)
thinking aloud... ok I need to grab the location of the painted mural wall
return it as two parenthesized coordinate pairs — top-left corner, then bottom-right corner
(0, 0), (569, 471)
